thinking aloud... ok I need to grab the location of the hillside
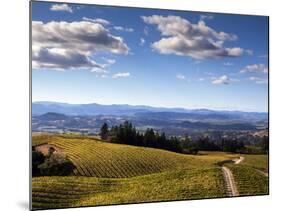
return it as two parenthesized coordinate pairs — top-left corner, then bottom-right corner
(32, 134), (269, 210)
(32, 168), (226, 209)
(32, 134), (237, 178)
(32, 101), (268, 122)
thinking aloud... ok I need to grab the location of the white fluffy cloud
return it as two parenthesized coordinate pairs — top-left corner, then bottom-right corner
(176, 74), (186, 80)
(212, 75), (229, 85)
(32, 21), (129, 70)
(50, 4), (73, 13)
(113, 26), (134, 32)
(82, 17), (110, 25)
(249, 76), (268, 84)
(142, 15), (243, 60)
(240, 64), (268, 73)
(112, 72), (130, 78)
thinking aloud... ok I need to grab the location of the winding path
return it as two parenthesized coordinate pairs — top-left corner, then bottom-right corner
(222, 156), (244, 197)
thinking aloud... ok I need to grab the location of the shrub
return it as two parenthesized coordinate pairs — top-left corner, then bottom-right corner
(32, 150), (45, 176)
(38, 154), (75, 176)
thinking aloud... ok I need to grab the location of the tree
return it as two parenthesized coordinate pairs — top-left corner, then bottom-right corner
(223, 139), (245, 153)
(32, 150), (45, 176)
(38, 154), (76, 176)
(260, 136), (269, 154)
(100, 123), (109, 140)
(143, 128), (156, 147)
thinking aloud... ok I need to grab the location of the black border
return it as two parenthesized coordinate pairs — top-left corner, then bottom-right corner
(29, 1), (33, 210)
(29, 1), (270, 210)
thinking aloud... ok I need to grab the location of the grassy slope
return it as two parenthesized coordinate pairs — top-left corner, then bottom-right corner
(226, 154), (269, 196)
(226, 164), (268, 196)
(32, 167), (226, 209)
(31, 134), (269, 209)
(32, 134), (237, 178)
(240, 154), (269, 172)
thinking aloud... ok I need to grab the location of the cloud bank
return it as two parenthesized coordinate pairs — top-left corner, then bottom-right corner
(82, 17), (110, 25)
(32, 21), (129, 70)
(50, 4), (73, 13)
(142, 15), (243, 60)
(212, 75), (229, 85)
(113, 26), (134, 32)
(240, 64), (268, 74)
(112, 72), (130, 78)
(249, 76), (268, 84)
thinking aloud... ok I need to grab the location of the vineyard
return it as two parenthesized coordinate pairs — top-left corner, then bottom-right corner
(239, 154), (268, 172)
(226, 164), (269, 196)
(225, 154), (269, 196)
(33, 134), (237, 178)
(31, 134), (269, 210)
(32, 168), (226, 209)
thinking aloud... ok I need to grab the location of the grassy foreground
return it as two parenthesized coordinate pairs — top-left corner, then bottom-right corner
(226, 164), (268, 196)
(226, 154), (269, 196)
(32, 134), (269, 210)
(239, 154), (269, 173)
(32, 167), (226, 209)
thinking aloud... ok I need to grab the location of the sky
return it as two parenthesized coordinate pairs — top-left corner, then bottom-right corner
(31, 1), (269, 112)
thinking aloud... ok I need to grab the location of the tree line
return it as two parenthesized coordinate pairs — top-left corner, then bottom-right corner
(100, 121), (268, 154)
(101, 121), (182, 152)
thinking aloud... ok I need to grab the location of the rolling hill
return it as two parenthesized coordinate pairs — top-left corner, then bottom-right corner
(32, 168), (226, 209)
(32, 134), (269, 210)
(32, 134), (237, 178)
(32, 101), (268, 123)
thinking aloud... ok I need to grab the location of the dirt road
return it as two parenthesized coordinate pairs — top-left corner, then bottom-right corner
(222, 156), (244, 197)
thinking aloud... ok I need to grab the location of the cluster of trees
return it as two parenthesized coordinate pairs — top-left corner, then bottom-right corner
(32, 146), (75, 176)
(100, 121), (182, 153)
(180, 136), (246, 154)
(100, 121), (268, 155)
(242, 136), (269, 154)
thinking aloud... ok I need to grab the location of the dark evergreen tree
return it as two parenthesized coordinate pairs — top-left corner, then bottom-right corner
(100, 123), (109, 140)
(32, 150), (45, 176)
(260, 136), (269, 154)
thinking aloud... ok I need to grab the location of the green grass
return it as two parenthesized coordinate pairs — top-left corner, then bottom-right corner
(31, 134), (269, 210)
(240, 154), (268, 172)
(226, 164), (269, 196)
(226, 154), (269, 196)
(32, 134), (237, 178)
(32, 167), (226, 209)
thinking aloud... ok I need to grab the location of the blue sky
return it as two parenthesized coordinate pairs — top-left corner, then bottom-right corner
(32, 1), (269, 112)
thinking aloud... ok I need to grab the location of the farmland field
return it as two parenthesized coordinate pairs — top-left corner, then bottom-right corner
(32, 134), (238, 178)
(226, 164), (269, 196)
(239, 154), (268, 173)
(32, 168), (226, 209)
(225, 154), (269, 196)
(32, 134), (269, 210)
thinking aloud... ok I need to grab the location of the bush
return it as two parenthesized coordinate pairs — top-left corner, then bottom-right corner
(38, 154), (76, 176)
(32, 150), (45, 176)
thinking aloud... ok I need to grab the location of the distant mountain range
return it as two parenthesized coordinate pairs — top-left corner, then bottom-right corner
(32, 101), (268, 122)
(32, 101), (190, 116)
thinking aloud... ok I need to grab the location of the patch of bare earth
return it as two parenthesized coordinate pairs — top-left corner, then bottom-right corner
(35, 144), (64, 156)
